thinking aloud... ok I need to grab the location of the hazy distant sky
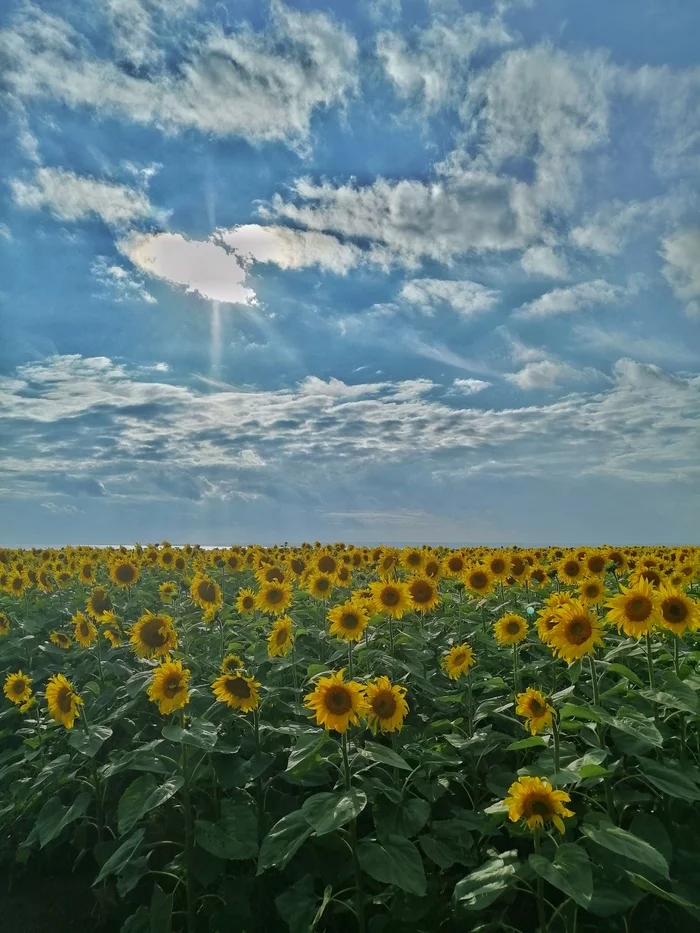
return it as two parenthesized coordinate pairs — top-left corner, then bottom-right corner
(1, 0), (699, 546)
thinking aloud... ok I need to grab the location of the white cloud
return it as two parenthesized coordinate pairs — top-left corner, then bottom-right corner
(105, 0), (200, 68)
(504, 359), (593, 390)
(10, 167), (161, 225)
(399, 278), (500, 316)
(520, 246), (569, 279)
(0, 2), (357, 148)
(92, 256), (156, 304)
(216, 224), (363, 274)
(450, 378), (491, 395)
(570, 192), (689, 255)
(0, 224), (11, 241)
(515, 278), (633, 318)
(660, 227), (700, 319)
(119, 232), (256, 306)
(571, 323), (698, 365)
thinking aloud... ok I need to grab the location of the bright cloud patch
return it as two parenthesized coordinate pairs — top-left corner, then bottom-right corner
(660, 227), (700, 319)
(216, 224), (362, 274)
(516, 279), (633, 318)
(399, 278), (500, 317)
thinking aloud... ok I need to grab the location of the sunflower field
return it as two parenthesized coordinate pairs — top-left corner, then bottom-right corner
(1, 543), (700, 933)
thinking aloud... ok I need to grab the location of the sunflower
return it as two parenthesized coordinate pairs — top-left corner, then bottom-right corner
(129, 610), (178, 659)
(109, 560), (140, 588)
(606, 579), (662, 639)
(528, 566), (549, 589)
(0, 613), (9, 637)
(45, 673), (83, 729)
(441, 643), (475, 680)
(102, 621), (123, 648)
(212, 671), (261, 712)
(173, 554), (187, 574)
(558, 556), (585, 585)
(305, 573), (335, 600)
(304, 670), (367, 733)
(504, 776), (574, 834)
(549, 601), (605, 662)
(364, 676), (409, 734)
(328, 601), (370, 642)
(535, 607), (562, 645)
(190, 574), (223, 613)
(236, 588), (257, 615)
(463, 565), (494, 596)
(50, 631), (72, 649)
(424, 557), (441, 580)
(509, 554), (529, 581)
(7, 572), (27, 597)
(376, 547), (400, 580)
(657, 585), (700, 635)
(36, 569), (54, 593)
(578, 577), (606, 605)
(78, 561), (96, 585)
(158, 548), (176, 570)
(3, 671), (32, 706)
(256, 581), (293, 615)
(442, 551), (467, 578)
(220, 653), (244, 675)
(267, 616), (294, 657)
(515, 688), (554, 735)
(407, 576), (441, 613)
(401, 547), (425, 574)
(493, 613), (529, 646)
(584, 551), (608, 577)
(487, 552), (509, 581)
(148, 659), (190, 716)
(86, 587), (112, 621)
(312, 549), (340, 578)
(370, 580), (412, 619)
(159, 581), (178, 603)
(72, 611), (97, 648)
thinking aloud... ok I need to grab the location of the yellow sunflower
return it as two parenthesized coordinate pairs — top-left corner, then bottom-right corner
(606, 579), (662, 638)
(515, 688), (554, 735)
(109, 560), (140, 588)
(401, 547), (426, 574)
(304, 670), (367, 733)
(129, 610), (178, 659)
(3, 671), (32, 706)
(220, 653), (244, 675)
(493, 613), (529, 646)
(549, 601), (605, 662)
(148, 659), (190, 716)
(328, 600), (370, 642)
(158, 548), (176, 570)
(504, 776), (574, 834)
(463, 565), (494, 596)
(236, 588), (257, 615)
(370, 580), (412, 619)
(267, 616), (294, 657)
(50, 631), (72, 649)
(0, 613), (9, 637)
(364, 676), (409, 734)
(407, 576), (441, 613)
(86, 586), (113, 621)
(441, 643), (475, 680)
(190, 574), (223, 613)
(584, 551), (608, 577)
(102, 621), (123, 648)
(558, 556), (585, 585)
(305, 573), (335, 600)
(212, 671), (261, 712)
(528, 566), (549, 589)
(7, 572), (27, 598)
(159, 581), (178, 603)
(77, 561), (96, 585)
(578, 577), (606, 605)
(72, 611), (97, 648)
(442, 550), (468, 578)
(657, 585), (700, 635)
(45, 673), (83, 729)
(487, 552), (509, 581)
(256, 581), (293, 616)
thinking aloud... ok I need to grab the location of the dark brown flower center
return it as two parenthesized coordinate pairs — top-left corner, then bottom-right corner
(91, 591), (111, 613)
(470, 572), (487, 589)
(528, 699), (545, 716)
(197, 581), (217, 603)
(226, 677), (251, 698)
(242, 596), (254, 609)
(266, 568), (285, 582)
(491, 558), (506, 574)
(318, 556), (336, 573)
(316, 578), (330, 593)
(13, 680), (26, 695)
(448, 557), (464, 572)
(140, 618), (168, 647)
(511, 558), (526, 576)
(566, 617), (591, 644)
(563, 560), (580, 578)
(291, 558), (305, 575)
(163, 676), (182, 698)
(381, 588), (399, 606)
(528, 798), (552, 817)
(372, 691), (397, 719)
(453, 652), (466, 666)
(276, 628), (289, 645)
(342, 613), (359, 629)
(627, 596), (652, 622)
(115, 564), (136, 583)
(662, 599), (687, 624)
(506, 621), (521, 635)
(57, 687), (73, 713)
(410, 582), (433, 603)
(325, 686), (352, 714)
(266, 588), (283, 604)
(587, 556), (606, 573)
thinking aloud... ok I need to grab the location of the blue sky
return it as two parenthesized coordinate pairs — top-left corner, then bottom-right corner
(1, 0), (699, 546)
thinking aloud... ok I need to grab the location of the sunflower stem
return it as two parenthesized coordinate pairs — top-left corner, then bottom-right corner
(533, 831), (548, 932)
(341, 733), (366, 933)
(347, 640), (354, 679)
(180, 709), (196, 933)
(645, 633), (655, 690)
(254, 708), (265, 844)
(291, 643), (299, 693)
(513, 644), (519, 698)
(466, 671), (474, 739)
(552, 714), (561, 774)
(588, 655), (616, 821)
(388, 615), (395, 657)
(673, 636), (681, 677)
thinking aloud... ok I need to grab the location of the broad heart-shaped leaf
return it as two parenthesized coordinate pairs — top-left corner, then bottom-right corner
(302, 789), (367, 836)
(373, 795), (430, 841)
(120, 906), (150, 933)
(257, 810), (313, 874)
(602, 662), (644, 687)
(358, 835), (427, 896)
(627, 872), (700, 915)
(162, 718), (219, 750)
(195, 801), (258, 860)
(150, 882), (173, 933)
(529, 844), (593, 908)
(506, 736), (547, 751)
(68, 725), (113, 758)
(637, 757), (700, 801)
(118, 775), (183, 836)
(94, 829), (145, 885)
(275, 875), (318, 933)
(362, 740), (412, 771)
(581, 824), (669, 878)
(37, 792), (92, 848)
(454, 852), (519, 910)
(610, 711), (663, 749)
(286, 731), (330, 777)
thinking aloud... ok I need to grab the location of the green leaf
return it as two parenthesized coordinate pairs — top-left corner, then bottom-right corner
(195, 802), (258, 860)
(362, 740), (412, 771)
(118, 775), (183, 836)
(125, 671), (153, 697)
(150, 883), (173, 933)
(581, 824), (669, 878)
(286, 731), (330, 777)
(640, 675), (699, 714)
(603, 662), (644, 687)
(358, 835), (427, 896)
(627, 872), (700, 914)
(302, 789), (367, 836)
(121, 907), (150, 933)
(506, 736), (547, 751)
(257, 811), (313, 874)
(629, 813), (673, 865)
(373, 796), (430, 840)
(529, 844), (593, 908)
(68, 725), (113, 758)
(454, 853), (519, 910)
(560, 703), (600, 722)
(611, 714), (663, 750)
(37, 792), (92, 848)
(637, 757), (700, 801)
(275, 875), (318, 933)
(162, 719), (219, 750)
(94, 829), (145, 885)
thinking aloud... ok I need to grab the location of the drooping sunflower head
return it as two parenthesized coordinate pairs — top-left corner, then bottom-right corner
(78, 562), (95, 584)
(147, 659), (190, 716)
(441, 643), (475, 680)
(72, 611), (97, 648)
(605, 579), (661, 639)
(220, 653), (244, 675)
(504, 776), (574, 834)
(528, 566), (549, 588)
(129, 610), (178, 659)
(364, 676), (408, 734)
(304, 669), (367, 733)
(657, 585), (700, 635)
(578, 577), (606, 605)
(86, 586), (112, 621)
(212, 671), (261, 713)
(424, 558), (441, 580)
(190, 574), (223, 613)
(45, 673), (83, 729)
(328, 600), (370, 642)
(370, 580), (412, 619)
(407, 576), (440, 614)
(267, 616), (294, 657)
(102, 621), (123, 648)
(509, 554), (528, 580)
(159, 581), (178, 603)
(464, 565), (494, 596)
(256, 581), (293, 615)
(515, 688), (554, 735)
(236, 588), (257, 615)
(50, 630), (72, 649)
(376, 547), (400, 580)
(109, 560), (140, 588)
(549, 601), (605, 662)
(493, 613), (529, 646)
(0, 613), (9, 637)
(3, 671), (33, 706)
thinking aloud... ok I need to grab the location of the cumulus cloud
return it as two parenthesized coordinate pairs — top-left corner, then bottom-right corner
(520, 246), (569, 279)
(216, 224), (363, 274)
(92, 257), (156, 304)
(660, 227), (700, 319)
(504, 360), (594, 390)
(515, 278), (634, 318)
(10, 167), (161, 225)
(119, 232), (256, 306)
(0, 2), (357, 148)
(570, 192), (689, 255)
(399, 278), (499, 317)
(450, 378), (491, 395)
